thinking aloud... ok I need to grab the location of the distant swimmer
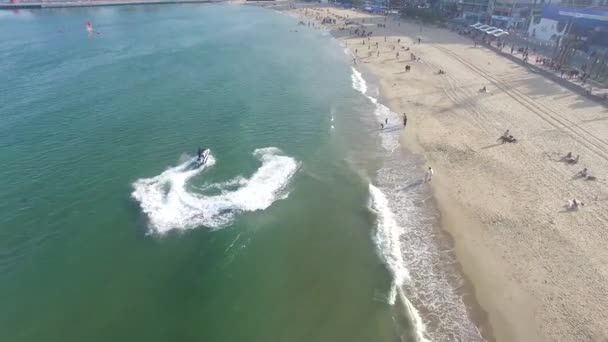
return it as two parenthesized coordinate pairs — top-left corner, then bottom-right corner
(85, 20), (93, 35)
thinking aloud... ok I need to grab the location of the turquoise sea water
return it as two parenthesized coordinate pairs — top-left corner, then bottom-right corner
(0, 5), (419, 341)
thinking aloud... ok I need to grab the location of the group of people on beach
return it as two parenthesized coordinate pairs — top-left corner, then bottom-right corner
(298, 6), (601, 213)
(301, 8), (435, 183)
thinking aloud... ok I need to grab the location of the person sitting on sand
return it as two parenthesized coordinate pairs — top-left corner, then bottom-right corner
(566, 154), (580, 164)
(564, 152), (580, 164)
(566, 199), (584, 210)
(578, 168), (589, 178)
(499, 129), (517, 143)
(438, 69), (445, 75)
(480, 86), (488, 93)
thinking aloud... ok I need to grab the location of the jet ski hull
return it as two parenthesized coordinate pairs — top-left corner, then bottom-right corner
(196, 149), (210, 167)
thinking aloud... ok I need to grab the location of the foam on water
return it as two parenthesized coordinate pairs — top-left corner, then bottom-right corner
(132, 147), (299, 234)
(351, 67), (367, 94)
(369, 184), (430, 342)
(368, 184), (409, 303)
(375, 162), (484, 341)
(353, 68), (484, 341)
(351, 68), (401, 151)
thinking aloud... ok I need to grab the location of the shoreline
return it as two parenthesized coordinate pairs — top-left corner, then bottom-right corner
(354, 62), (494, 341)
(285, 5), (608, 342)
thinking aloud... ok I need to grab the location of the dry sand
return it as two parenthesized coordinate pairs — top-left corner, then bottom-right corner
(287, 6), (608, 342)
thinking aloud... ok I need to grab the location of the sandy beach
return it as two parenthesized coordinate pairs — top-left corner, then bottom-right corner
(286, 6), (608, 342)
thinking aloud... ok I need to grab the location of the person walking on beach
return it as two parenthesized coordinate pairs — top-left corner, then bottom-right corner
(425, 167), (434, 182)
(417, 37), (421, 44)
(385, 118), (388, 125)
(403, 113), (408, 127)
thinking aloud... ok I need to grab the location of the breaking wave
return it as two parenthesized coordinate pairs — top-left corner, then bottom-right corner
(355, 67), (484, 341)
(131, 147), (299, 234)
(369, 184), (430, 342)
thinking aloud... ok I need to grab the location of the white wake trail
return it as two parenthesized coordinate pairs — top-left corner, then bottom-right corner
(132, 147), (299, 234)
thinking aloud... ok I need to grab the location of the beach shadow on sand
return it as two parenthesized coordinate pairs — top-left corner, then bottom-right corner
(398, 179), (424, 192)
(480, 143), (504, 150)
(379, 126), (402, 133)
(542, 152), (574, 163)
(581, 115), (608, 124)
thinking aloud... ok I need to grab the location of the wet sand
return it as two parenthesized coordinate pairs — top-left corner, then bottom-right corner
(287, 6), (608, 342)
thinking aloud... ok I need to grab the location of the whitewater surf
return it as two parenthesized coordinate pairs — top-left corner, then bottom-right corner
(352, 67), (484, 341)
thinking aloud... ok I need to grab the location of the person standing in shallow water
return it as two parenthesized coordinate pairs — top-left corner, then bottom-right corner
(425, 167), (434, 182)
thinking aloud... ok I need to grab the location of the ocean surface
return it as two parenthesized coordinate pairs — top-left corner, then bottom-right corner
(0, 4), (483, 342)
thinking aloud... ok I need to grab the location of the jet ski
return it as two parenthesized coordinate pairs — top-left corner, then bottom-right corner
(196, 148), (210, 168)
(196, 149), (210, 167)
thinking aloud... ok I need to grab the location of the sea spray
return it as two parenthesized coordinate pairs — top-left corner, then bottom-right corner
(132, 148), (299, 234)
